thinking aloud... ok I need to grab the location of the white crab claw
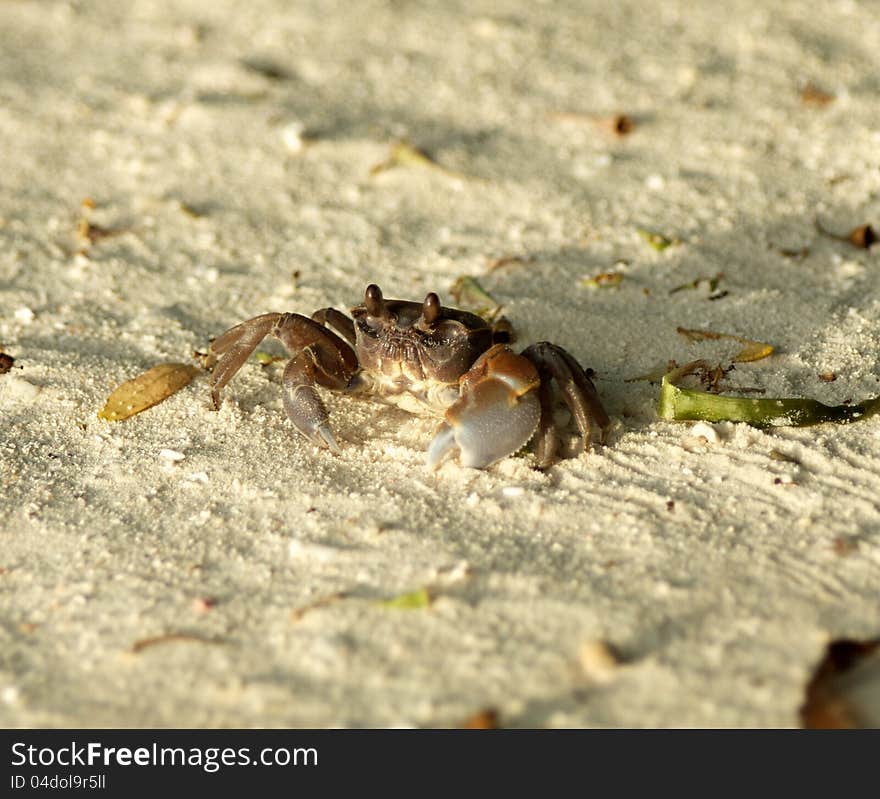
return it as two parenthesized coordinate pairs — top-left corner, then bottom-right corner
(427, 348), (542, 469)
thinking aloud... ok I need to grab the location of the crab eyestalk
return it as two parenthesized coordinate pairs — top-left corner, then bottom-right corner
(421, 292), (441, 326)
(364, 284), (386, 318)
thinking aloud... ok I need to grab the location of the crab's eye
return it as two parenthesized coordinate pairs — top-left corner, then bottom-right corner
(421, 292), (441, 326)
(364, 284), (386, 318)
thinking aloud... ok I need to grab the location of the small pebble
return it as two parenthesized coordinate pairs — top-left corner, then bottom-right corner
(14, 307), (35, 323)
(159, 448), (186, 462)
(281, 121), (306, 152)
(578, 640), (620, 684)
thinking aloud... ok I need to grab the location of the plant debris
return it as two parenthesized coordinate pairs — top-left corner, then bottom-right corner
(379, 587), (432, 610)
(548, 111), (636, 137)
(581, 271), (624, 289)
(659, 362), (880, 427)
(459, 708), (500, 729)
(800, 83), (835, 107)
(768, 449), (800, 464)
(76, 198), (128, 251)
(670, 273), (725, 299)
(369, 140), (466, 180)
(239, 56), (294, 81)
(676, 327), (774, 363)
(626, 361), (679, 383)
(290, 592), (347, 621)
(131, 632), (227, 653)
(776, 245), (811, 260)
(815, 219), (877, 249)
(98, 362), (199, 421)
(801, 638), (880, 728)
(608, 113), (635, 136)
(485, 254), (532, 272)
(254, 350), (284, 366)
(450, 276), (503, 321)
(637, 228), (679, 252)
(0, 351), (14, 375)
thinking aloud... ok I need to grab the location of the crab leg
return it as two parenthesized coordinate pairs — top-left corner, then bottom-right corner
(427, 344), (542, 470)
(311, 308), (356, 346)
(521, 341), (610, 467)
(210, 313), (281, 408)
(209, 312), (358, 452)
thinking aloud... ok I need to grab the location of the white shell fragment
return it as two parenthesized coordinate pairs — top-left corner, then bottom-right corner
(689, 422), (720, 444)
(158, 448), (186, 462)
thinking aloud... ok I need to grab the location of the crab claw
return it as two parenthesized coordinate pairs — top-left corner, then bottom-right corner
(427, 345), (541, 470)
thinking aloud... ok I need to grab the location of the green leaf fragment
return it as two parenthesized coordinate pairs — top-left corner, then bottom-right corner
(638, 228), (679, 251)
(659, 373), (880, 428)
(450, 276), (503, 321)
(379, 587), (432, 610)
(670, 273), (723, 295)
(370, 140), (467, 180)
(253, 350), (282, 365)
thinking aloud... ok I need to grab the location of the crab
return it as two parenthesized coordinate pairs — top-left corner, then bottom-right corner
(208, 284), (610, 469)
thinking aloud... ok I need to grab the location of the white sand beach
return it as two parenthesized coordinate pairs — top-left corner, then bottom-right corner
(1, 0), (879, 727)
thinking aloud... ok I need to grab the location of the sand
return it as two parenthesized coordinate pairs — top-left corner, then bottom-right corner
(1, 0), (879, 727)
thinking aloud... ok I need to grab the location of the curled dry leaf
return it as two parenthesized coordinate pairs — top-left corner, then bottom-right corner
(98, 362), (199, 421)
(815, 219), (877, 250)
(0, 351), (14, 375)
(676, 327), (774, 363)
(369, 140), (467, 180)
(485, 254), (531, 272)
(801, 638), (880, 728)
(848, 224), (877, 249)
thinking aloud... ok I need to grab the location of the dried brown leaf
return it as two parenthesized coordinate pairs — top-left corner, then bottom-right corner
(676, 327), (774, 363)
(459, 708), (500, 729)
(98, 362), (199, 421)
(131, 633), (226, 653)
(800, 83), (835, 107)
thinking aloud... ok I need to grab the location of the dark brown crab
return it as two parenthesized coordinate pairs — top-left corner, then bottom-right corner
(209, 285), (610, 469)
